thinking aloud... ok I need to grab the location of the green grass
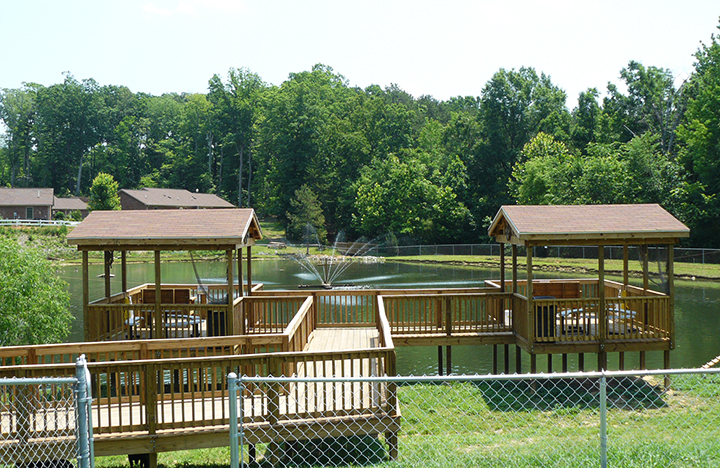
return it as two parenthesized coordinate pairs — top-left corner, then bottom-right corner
(92, 377), (720, 467)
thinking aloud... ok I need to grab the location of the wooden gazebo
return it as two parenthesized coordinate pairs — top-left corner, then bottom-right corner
(67, 208), (263, 341)
(488, 204), (690, 371)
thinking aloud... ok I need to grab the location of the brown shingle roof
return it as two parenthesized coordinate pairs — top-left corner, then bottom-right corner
(53, 196), (87, 211)
(0, 188), (54, 206)
(488, 204), (690, 245)
(67, 208), (262, 250)
(120, 188), (235, 209)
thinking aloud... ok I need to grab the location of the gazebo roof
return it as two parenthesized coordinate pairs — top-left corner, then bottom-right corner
(67, 208), (263, 251)
(488, 204), (690, 246)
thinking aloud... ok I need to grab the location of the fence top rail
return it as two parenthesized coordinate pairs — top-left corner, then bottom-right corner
(235, 367), (720, 384)
(0, 376), (78, 385)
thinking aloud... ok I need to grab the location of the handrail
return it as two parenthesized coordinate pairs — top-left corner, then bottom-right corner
(376, 297), (395, 349)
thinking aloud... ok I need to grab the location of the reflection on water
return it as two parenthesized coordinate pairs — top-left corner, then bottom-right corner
(58, 259), (720, 374)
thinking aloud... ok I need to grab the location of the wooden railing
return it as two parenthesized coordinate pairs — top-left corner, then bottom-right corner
(243, 296), (310, 334)
(0, 347), (396, 438)
(379, 292), (513, 335)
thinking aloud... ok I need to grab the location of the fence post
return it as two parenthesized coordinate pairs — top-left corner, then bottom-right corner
(75, 355), (92, 468)
(229, 373), (239, 468)
(600, 373), (607, 468)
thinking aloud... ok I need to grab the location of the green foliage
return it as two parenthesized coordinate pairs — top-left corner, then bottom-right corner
(0, 237), (72, 346)
(286, 184), (327, 244)
(353, 150), (472, 243)
(5, 29), (720, 246)
(88, 172), (121, 211)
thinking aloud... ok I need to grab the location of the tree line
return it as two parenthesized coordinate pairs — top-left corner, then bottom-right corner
(2, 26), (720, 247)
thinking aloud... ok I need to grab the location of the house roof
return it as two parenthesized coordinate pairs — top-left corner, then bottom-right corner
(67, 208), (262, 251)
(120, 188), (235, 209)
(53, 196), (87, 211)
(0, 188), (54, 206)
(488, 204), (690, 246)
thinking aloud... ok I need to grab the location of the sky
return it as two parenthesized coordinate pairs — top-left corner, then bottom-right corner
(2, 0), (720, 108)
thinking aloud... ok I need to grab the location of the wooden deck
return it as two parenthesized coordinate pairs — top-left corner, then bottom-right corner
(0, 279), (675, 464)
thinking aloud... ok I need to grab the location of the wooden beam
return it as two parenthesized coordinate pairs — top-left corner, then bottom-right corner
(154, 251), (162, 339)
(82, 251), (89, 342)
(227, 249), (234, 335)
(512, 245), (518, 294)
(526, 244), (534, 350)
(623, 244), (629, 289)
(500, 245), (505, 293)
(121, 251), (128, 295)
(104, 250), (112, 300)
(247, 246), (253, 296)
(667, 244), (675, 349)
(598, 246), (606, 354)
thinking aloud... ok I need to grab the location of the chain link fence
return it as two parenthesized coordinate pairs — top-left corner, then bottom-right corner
(229, 368), (720, 467)
(0, 356), (93, 468)
(373, 243), (720, 265)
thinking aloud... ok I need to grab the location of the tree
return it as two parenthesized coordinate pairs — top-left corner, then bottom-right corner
(0, 237), (72, 346)
(676, 23), (720, 246)
(88, 172), (121, 211)
(286, 184), (327, 245)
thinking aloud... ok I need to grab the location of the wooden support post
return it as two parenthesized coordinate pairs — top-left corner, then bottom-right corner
(83, 251), (90, 342)
(437, 346), (443, 376)
(639, 351), (646, 370)
(515, 345), (522, 373)
(619, 352), (625, 370)
(562, 354), (568, 373)
(664, 350), (671, 390)
(386, 351), (399, 460)
(121, 251), (128, 295)
(530, 354), (537, 374)
(623, 244), (629, 289)
(146, 363), (158, 468)
(104, 250), (112, 300)
(578, 353), (585, 372)
(227, 249), (234, 335)
(500, 244), (505, 292)
(446, 346), (452, 376)
(512, 245), (518, 294)
(492, 345), (498, 375)
(598, 352), (607, 371)
(504, 344), (510, 374)
(668, 244), (675, 349)
(237, 248), (243, 296)
(247, 246), (253, 296)
(597, 245), (607, 348)
(527, 244), (534, 349)
(547, 354), (553, 373)
(154, 251), (162, 339)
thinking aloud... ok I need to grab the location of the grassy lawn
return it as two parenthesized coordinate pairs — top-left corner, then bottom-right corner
(92, 373), (720, 467)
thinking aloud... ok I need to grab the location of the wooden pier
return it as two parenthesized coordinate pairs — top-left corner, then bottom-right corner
(0, 204), (692, 465)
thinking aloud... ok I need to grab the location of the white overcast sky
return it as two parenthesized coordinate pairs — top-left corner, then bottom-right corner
(2, 0), (719, 108)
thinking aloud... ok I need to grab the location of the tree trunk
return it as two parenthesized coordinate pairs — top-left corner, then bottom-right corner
(247, 149), (252, 208)
(237, 144), (244, 208)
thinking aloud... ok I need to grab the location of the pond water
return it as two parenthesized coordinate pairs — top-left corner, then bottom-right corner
(58, 258), (720, 375)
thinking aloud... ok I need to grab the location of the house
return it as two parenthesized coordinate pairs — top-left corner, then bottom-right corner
(119, 187), (235, 210)
(0, 188), (54, 220)
(53, 196), (89, 219)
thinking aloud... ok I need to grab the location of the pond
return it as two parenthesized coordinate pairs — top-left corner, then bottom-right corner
(58, 258), (720, 375)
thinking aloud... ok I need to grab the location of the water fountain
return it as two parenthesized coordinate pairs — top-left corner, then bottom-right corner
(283, 225), (384, 289)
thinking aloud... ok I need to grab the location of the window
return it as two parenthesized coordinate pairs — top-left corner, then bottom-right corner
(26, 207), (33, 219)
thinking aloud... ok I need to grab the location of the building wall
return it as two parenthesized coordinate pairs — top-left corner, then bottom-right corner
(0, 205), (52, 220)
(119, 192), (149, 210)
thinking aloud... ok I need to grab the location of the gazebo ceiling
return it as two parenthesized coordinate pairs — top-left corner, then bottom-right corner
(67, 208), (263, 251)
(488, 204), (690, 246)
